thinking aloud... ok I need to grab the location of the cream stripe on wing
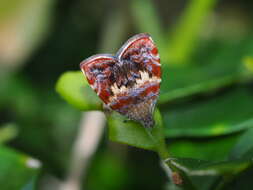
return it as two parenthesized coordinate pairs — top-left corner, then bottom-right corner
(109, 71), (161, 102)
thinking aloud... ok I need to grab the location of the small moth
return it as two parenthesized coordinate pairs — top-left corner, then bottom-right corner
(80, 33), (161, 127)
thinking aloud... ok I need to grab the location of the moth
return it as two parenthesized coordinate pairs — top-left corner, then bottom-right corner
(80, 33), (161, 128)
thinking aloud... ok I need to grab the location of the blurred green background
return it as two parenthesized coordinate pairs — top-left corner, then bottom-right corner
(1, 0), (253, 189)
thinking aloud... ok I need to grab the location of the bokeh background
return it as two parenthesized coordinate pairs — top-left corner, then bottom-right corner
(1, 0), (253, 189)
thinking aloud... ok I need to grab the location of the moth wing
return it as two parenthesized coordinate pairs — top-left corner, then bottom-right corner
(113, 34), (162, 127)
(80, 54), (117, 104)
(116, 33), (161, 78)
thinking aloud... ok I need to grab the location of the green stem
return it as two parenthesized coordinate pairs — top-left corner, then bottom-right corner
(144, 123), (197, 189)
(145, 128), (169, 160)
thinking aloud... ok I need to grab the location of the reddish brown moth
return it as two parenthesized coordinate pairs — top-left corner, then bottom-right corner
(80, 33), (161, 128)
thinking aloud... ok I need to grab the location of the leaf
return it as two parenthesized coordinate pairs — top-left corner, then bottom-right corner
(0, 123), (18, 143)
(159, 65), (241, 105)
(163, 88), (253, 137)
(0, 74), (40, 118)
(223, 167), (253, 190)
(0, 145), (41, 190)
(244, 56), (253, 74)
(229, 128), (253, 160)
(167, 0), (218, 64)
(169, 133), (241, 161)
(168, 158), (252, 176)
(55, 71), (102, 110)
(131, 0), (164, 49)
(108, 109), (164, 150)
(242, 149), (253, 160)
(159, 36), (253, 105)
(165, 157), (253, 190)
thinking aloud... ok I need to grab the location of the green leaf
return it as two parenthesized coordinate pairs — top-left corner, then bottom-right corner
(241, 149), (253, 160)
(108, 109), (164, 150)
(0, 145), (41, 190)
(55, 71), (102, 110)
(163, 88), (253, 137)
(131, 0), (164, 48)
(223, 168), (253, 190)
(0, 123), (18, 143)
(159, 36), (253, 105)
(165, 157), (253, 190)
(167, 0), (218, 64)
(169, 133), (240, 161)
(229, 128), (253, 160)
(0, 74), (40, 118)
(244, 56), (253, 74)
(159, 64), (241, 105)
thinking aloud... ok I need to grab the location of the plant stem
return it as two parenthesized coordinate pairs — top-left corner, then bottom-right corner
(145, 127), (169, 160)
(144, 127), (187, 187)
